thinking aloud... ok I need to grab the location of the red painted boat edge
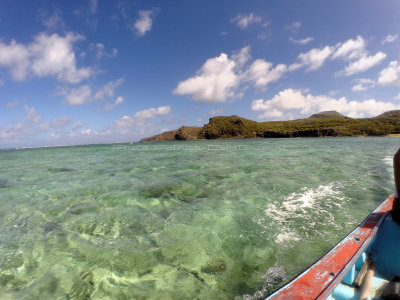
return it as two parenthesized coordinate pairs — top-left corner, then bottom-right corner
(267, 195), (395, 300)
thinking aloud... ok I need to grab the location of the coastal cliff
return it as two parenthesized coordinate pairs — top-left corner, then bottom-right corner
(140, 110), (400, 141)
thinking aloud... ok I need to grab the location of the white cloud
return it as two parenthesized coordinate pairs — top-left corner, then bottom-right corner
(115, 115), (134, 130)
(0, 40), (30, 80)
(24, 105), (42, 123)
(352, 78), (375, 92)
(290, 35), (382, 74)
(251, 88), (399, 120)
(289, 36), (314, 45)
(0, 32), (92, 83)
(6, 100), (19, 109)
(133, 9), (157, 37)
(332, 35), (366, 60)
(134, 105), (171, 125)
(209, 108), (223, 116)
(378, 61), (400, 86)
(65, 85), (92, 105)
(105, 96), (124, 112)
(80, 128), (98, 136)
(71, 121), (83, 130)
(90, 0), (98, 14)
(40, 116), (71, 131)
(382, 34), (398, 45)
(0, 122), (27, 140)
(30, 32), (92, 83)
(91, 43), (118, 60)
(285, 21), (301, 33)
(52, 117), (70, 127)
(395, 93), (400, 100)
(337, 52), (386, 76)
(94, 77), (124, 100)
(231, 13), (262, 29)
(174, 46), (290, 102)
(244, 59), (287, 89)
(173, 53), (239, 103)
(40, 10), (65, 30)
(61, 77), (124, 106)
(231, 46), (251, 69)
(291, 46), (335, 71)
(115, 105), (171, 130)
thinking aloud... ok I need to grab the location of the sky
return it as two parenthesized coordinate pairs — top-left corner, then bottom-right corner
(1, 0), (400, 148)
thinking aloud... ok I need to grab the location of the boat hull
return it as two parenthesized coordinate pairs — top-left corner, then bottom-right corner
(267, 195), (395, 299)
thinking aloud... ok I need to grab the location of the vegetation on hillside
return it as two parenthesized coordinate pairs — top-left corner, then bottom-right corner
(140, 110), (400, 141)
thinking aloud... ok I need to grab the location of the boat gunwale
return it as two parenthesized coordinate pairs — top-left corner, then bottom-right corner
(267, 194), (395, 300)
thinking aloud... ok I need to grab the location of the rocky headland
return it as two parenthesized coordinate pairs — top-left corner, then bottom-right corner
(141, 110), (400, 142)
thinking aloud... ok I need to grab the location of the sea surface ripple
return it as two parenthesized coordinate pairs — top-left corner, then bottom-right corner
(0, 137), (398, 299)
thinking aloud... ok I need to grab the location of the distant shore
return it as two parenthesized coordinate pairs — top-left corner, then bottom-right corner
(141, 111), (400, 142)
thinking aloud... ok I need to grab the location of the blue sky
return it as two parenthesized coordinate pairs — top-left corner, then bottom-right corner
(1, 0), (400, 148)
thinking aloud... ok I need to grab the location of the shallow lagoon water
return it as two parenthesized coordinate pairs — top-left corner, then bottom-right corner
(0, 137), (398, 299)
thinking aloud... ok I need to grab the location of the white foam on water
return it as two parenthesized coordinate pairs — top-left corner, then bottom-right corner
(383, 156), (393, 167)
(276, 231), (300, 244)
(263, 182), (345, 245)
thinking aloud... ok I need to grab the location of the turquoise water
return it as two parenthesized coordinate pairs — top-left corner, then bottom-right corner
(0, 138), (398, 299)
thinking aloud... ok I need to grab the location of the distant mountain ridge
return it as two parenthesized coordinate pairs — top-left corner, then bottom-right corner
(140, 110), (400, 141)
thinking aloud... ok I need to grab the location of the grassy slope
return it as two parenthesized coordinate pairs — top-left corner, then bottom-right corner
(140, 111), (400, 141)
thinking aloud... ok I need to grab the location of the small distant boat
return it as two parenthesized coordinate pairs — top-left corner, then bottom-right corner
(268, 150), (400, 300)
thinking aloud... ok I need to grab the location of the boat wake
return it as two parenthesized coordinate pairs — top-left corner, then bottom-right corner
(263, 182), (346, 246)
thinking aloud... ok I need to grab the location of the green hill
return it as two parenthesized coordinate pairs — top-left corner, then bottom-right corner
(140, 110), (400, 141)
(309, 111), (347, 119)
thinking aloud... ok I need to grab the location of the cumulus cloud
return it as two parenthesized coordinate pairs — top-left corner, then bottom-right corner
(251, 88), (398, 120)
(61, 77), (124, 106)
(133, 9), (157, 37)
(173, 53), (239, 103)
(290, 35), (386, 76)
(134, 105), (171, 125)
(352, 78), (375, 92)
(382, 34), (398, 45)
(24, 105), (42, 123)
(337, 52), (386, 76)
(0, 40), (30, 80)
(290, 46), (335, 71)
(94, 77), (124, 100)
(244, 59), (287, 89)
(332, 35), (366, 60)
(289, 36), (314, 45)
(115, 105), (171, 129)
(231, 13), (263, 29)
(115, 115), (135, 130)
(105, 96), (124, 112)
(65, 85), (92, 105)
(378, 61), (400, 86)
(174, 46), (290, 102)
(0, 32), (92, 83)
